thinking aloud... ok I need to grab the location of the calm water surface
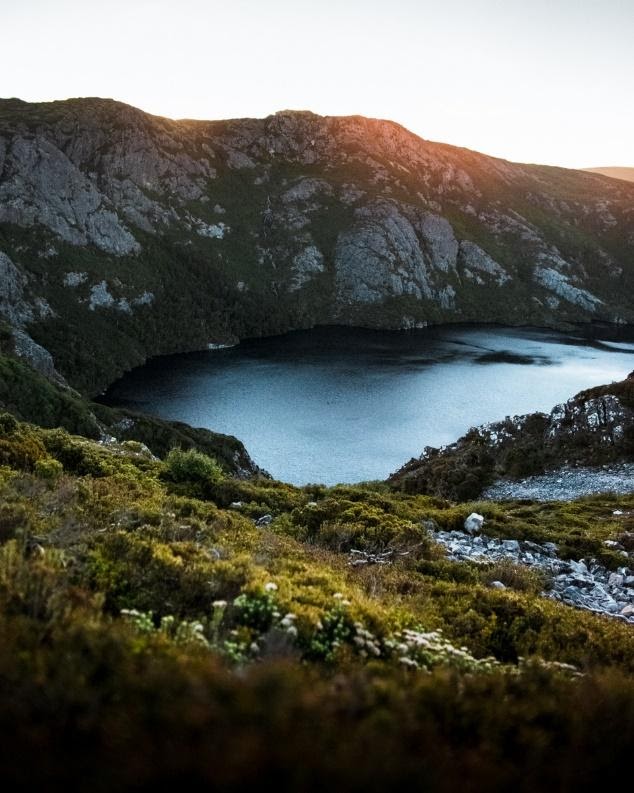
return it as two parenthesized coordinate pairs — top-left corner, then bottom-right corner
(102, 325), (634, 485)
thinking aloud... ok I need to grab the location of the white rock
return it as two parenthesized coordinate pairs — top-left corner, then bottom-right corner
(290, 245), (325, 291)
(502, 539), (520, 552)
(464, 513), (484, 534)
(89, 280), (115, 310)
(197, 222), (227, 239)
(534, 266), (602, 312)
(63, 271), (88, 287)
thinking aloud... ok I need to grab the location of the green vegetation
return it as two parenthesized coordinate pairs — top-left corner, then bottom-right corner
(1, 410), (634, 787)
(0, 354), (101, 437)
(0, 352), (260, 476)
(163, 446), (224, 484)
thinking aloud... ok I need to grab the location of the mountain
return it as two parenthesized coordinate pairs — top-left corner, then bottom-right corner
(584, 167), (634, 183)
(1, 97), (634, 394)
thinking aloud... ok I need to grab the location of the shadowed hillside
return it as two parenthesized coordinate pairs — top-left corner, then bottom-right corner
(1, 98), (634, 393)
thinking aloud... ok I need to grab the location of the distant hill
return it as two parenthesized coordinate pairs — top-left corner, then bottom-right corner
(584, 167), (634, 183)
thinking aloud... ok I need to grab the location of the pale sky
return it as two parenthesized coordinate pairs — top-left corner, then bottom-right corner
(1, 0), (632, 168)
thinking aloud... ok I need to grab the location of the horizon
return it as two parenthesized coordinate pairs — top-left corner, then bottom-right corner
(2, 0), (632, 170)
(3, 93), (632, 173)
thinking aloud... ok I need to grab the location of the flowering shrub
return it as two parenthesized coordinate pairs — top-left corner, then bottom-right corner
(304, 593), (358, 662)
(120, 608), (210, 647)
(233, 584), (280, 632)
(385, 628), (500, 673)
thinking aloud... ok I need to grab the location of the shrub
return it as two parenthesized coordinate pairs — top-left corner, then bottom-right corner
(0, 502), (31, 543)
(0, 412), (18, 434)
(42, 429), (112, 477)
(0, 419), (47, 471)
(476, 558), (547, 594)
(164, 448), (223, 486)
(34, 457), (64, 480)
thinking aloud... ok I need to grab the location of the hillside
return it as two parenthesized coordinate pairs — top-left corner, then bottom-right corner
(2, 98), (634, 393)
(1, 393), (634, 789)
(390, 370), (634, 499)
(584, 167), (634, 183)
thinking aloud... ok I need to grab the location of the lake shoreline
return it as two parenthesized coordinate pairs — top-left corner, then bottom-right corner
(97, 320), (634, 397)
(99, 325), (634, 486)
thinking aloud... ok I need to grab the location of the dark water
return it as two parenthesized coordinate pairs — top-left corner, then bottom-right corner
(102, 325), (634, 485)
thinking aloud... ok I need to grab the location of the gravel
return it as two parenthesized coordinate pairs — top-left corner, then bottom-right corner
(482, 463), (634, 501)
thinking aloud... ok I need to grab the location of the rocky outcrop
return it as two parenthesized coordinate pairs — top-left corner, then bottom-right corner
(0, 251), (32, 326)
(534, 266), (602, 312)
(458, 241), (510, 286)
(1, 98), (633, 392)
(0, 250), (65, 383)
(333, 200), (482, 307)
(290, 245), (325, 291)
(11, 328), (63, 383)
(0, 135), (140, 254)
(390, 372), (634, 500)
(334, 201), (435, 303)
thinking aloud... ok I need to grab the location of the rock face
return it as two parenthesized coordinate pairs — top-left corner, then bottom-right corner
(0, 250), (64, 381)
(0, 134), (140, 254)
(0, 251), (32, 325)
(333, 200), (468, 305)
(11, 327), (62, 383)
(1, 97), (634, 392)
(390, 372), (634, 500)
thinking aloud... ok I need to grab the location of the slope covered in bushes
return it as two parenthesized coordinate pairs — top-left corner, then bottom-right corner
(1, 411), (634, 789)
(0, 351), (263, 477)
(390, 370), (634, 499)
